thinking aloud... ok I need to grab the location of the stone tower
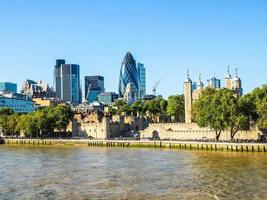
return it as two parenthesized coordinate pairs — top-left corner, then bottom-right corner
(184, 71), (192, 124)
(225, 65), (232, 90)
(193, 73), (204, 100)
(232, 67), (243, 96)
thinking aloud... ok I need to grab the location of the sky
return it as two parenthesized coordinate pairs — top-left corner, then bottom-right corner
(0, 0), (267, 98)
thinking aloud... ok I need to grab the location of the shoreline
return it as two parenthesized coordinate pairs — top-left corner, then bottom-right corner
(1, 138), (267, 152)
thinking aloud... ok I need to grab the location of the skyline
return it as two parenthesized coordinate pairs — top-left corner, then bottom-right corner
(1, 0), (267, 97)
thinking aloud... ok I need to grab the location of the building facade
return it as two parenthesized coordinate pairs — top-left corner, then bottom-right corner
(54, 60), (81, 104)
(54, 59), (66, 98)
(118, 52), (139, 98)
(0, 82), (17, 94)
(85, 76), (104, 103)
(98, 92), (119, 105)
(207, 76), (221, 89)
(21, 80), (55, 98)
(224, 67), (243, 96)
(137, 63), (146, 99)
(0, 94), (34, 113)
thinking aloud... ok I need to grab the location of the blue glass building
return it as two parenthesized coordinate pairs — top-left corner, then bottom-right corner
(98, 92), (119, 105)
(137, 63), (146, 99)
(118, 52), (139, 98)
(54, 61), (81, 104)
(85, 76), (104, 103)
(207, 76), (221, 89)
(0, 82), (17, 93)
(0, 94), (34, 113)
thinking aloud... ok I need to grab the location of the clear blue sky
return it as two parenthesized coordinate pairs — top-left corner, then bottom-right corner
(0, 0), (266, 97)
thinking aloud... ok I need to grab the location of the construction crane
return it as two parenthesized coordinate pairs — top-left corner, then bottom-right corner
(152, 79), (161, 96)
(85, 84), (91, 103)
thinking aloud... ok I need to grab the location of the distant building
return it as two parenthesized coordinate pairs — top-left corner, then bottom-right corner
(85, 76), (104, 103)
(225, 67), (243, 96)
(98, 92), (119, 105)
(54, 59), (66, 98)
(118, 52), (139, 98)
(0, 93), (34, 113)
(0, 82), (17, 94)
(21, 80), (55, 98)
(207, 76), (221, 89)
(53, 60), (81, 104)
(124, 83), (138, 104)
(137, 63), (146, 99)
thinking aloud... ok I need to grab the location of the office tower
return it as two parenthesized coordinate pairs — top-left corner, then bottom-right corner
(137, 63), (146, 99)
(118, 52), (139, 98)
(54, 59), (66, 98)
(54, 60), (81, 104)
(0, 82), (17, 94)
(84, 76), (105, 103)
(61, 64), (80, 104)
(98, 92), (119, 105)
(207, 75), (221, 89)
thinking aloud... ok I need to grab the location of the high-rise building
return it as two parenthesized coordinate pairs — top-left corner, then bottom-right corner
(0, 82), (17, 94)
(118, 52), (139, 98)
(137, 63), (146, 99)
(98, 92), (119, 105)
(54, 59), (66, 98)
(54, 60), (81, 104)
(85, 76), (104, 103)
(207, 76), (221, 89)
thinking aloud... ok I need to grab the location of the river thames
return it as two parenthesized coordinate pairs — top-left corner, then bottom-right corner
(0, 146), (267, 200)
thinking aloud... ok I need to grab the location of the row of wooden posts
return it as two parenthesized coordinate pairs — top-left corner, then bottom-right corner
(3, 139), (267, 152)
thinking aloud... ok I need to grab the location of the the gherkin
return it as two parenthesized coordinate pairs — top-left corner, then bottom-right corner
(118, 52), (139, 97)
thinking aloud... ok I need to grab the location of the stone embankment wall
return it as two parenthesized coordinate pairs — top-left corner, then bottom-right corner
(140, 123), (261, 141)
(2, 139), (267, 152)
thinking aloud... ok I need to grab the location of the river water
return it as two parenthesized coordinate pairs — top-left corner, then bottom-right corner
(0, 146), (267, 200)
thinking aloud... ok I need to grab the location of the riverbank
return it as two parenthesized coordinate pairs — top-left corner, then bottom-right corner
(2, 138), (267, 152)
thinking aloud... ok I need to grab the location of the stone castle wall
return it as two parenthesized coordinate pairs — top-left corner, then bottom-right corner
(140, 123), (261, 141)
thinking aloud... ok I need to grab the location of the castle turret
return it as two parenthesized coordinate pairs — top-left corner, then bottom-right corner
(184, 71), (192, 124)
(232, 67), (243, 96)
(225, 65), (232, 90)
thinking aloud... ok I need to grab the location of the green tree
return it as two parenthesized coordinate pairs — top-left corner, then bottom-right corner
(0, 108), (15, 136)
(113, 99), (127, 115)
(221, 90), (250, 140)
(53, 105), (74, 135)
(193, 88), (227, 141)
(160, 98), (168, 116)
(250, 85), (267, 130)
(166, 95), (185, 122)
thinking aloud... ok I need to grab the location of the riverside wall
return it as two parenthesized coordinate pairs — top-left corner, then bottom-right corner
(140, 123), (261, 141)
(2, 139), (267, 153)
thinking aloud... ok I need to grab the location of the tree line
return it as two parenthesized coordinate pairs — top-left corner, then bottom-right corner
(0, 105), (73, 138)
(110, 95), (185, 123)
(193, 85), (267, 141)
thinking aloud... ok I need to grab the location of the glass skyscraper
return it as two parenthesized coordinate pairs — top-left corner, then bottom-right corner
(84, 76), (105, 103)
(137, 63), (146, 99)
(0, 82), (17, 94)
(118, 52), (139, 98)
(54, 59), (66, 98)
(54, 60), (81, 104)
(207, 76), (221, 89)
